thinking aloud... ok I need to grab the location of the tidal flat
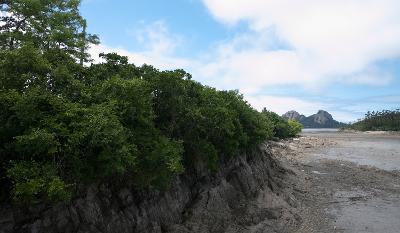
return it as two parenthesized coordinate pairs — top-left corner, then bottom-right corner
(284, 131), (400, 233)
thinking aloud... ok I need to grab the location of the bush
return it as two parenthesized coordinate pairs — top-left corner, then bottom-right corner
(0, 58), (280, 203)
(288, 120), (303, 137)
(7, 161), (70, 203)
(262, 109), (302, 139)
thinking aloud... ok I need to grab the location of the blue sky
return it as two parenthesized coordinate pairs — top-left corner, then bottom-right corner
(81, 0), (400, 122)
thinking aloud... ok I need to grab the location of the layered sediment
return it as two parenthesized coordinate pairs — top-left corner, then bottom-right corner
(0, 143), (300, 233)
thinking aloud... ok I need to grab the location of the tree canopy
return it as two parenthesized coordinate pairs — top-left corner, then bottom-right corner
(0, 0), (300, 204)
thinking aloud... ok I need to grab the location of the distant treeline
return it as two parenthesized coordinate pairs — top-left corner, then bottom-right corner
(0, 0), (301, 204)
(348, 109), (400, 131)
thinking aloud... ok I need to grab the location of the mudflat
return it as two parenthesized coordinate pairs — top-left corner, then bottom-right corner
(280, 131), (400, 233)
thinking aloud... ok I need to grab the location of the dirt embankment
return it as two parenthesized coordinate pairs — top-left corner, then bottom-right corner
(0, 142), (302, 233)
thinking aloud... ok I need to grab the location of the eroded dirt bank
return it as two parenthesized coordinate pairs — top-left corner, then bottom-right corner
(0, 143), (302, 233)
(281, 131), (400, 233)
(170, 131), (400, 233)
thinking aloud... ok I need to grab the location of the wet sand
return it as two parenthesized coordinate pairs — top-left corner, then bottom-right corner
(279, 131), (400, 233)
(303, 131), (400, 171)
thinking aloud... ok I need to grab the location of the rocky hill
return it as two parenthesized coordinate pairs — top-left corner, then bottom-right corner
(282, 110), (306, 122)
(282, 110), (344, 128)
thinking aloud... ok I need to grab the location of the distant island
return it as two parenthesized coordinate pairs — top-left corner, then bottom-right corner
(282, 110), (346, 128)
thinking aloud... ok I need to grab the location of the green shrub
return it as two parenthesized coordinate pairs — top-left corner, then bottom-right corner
(7, 161), (70, 203)
(262, 109), (301, 139)
(288, 120), (303, 136)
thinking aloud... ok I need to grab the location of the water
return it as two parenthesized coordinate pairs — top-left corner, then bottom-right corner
(303, 131), (400, 171)
(301, 128), (339, 133)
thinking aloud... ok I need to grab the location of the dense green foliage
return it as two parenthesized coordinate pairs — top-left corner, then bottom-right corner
(348, 109), (400, 131)
(262, 109), (303, 138)
(0, 0), (299, 204)
(288, 120), (303, 136)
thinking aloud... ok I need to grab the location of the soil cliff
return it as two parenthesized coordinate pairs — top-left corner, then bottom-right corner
(0, 143), (300, 233)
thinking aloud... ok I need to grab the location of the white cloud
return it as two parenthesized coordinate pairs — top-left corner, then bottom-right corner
(246, 95), (325, 116)
(201, 0), (400, 91)
(88, 21), (193, 70)
(88, 44), (192, 70)
(338, 69), (393, 86)
(132, 21), (182, 56)
(196, 48), (313, 94)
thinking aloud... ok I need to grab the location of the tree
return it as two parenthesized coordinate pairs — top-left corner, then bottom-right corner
(349, 109), (400, 131)
(0, 0), (100, 203)
(0, 0), (98, 91)
(0, 0), (98, 58)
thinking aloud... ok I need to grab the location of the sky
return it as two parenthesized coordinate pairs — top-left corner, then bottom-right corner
(80, 0), (400, 122)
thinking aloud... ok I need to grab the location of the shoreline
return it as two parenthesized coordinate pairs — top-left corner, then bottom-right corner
(277, 131), (400, 232)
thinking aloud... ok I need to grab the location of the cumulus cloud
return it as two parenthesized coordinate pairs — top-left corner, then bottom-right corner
(132, 21), (183, 56)
(88, 44), (192, 70)
(201, 0), (400, 91)
(88, 21), (193, 70)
